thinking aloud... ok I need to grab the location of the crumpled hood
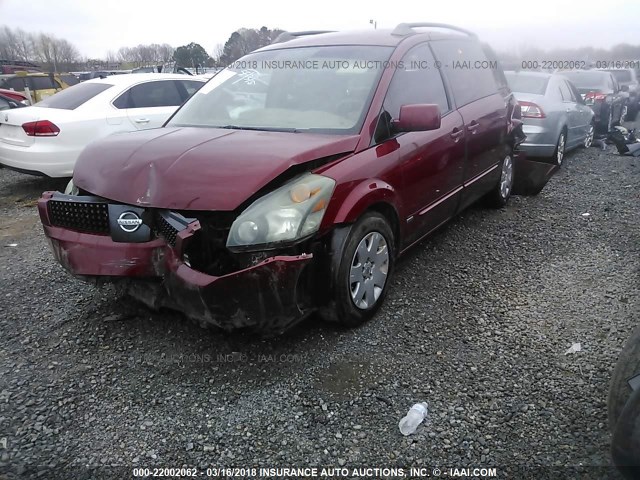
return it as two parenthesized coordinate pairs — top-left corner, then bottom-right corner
(73, 127), (359, 211)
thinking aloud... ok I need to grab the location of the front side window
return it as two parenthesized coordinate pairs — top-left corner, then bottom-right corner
(177, 80), (204, 101)
(167, 45), (393, 134)
(430, 39), (499, 107)
(114, 80), (183, 109)
(383, 43), (449, 119)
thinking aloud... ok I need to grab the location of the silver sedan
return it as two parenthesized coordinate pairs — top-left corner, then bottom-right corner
(505, 71), (595, 166)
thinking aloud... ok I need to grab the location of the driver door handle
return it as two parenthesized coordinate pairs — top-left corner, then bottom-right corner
(467, 120), (479, 133)
(450, 128), (464, 142)
(134, 118), (150, 124)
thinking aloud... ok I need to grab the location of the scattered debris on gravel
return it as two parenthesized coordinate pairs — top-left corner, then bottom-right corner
(0, 121), (638, 479)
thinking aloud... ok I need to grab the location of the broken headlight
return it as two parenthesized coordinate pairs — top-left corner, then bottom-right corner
(227, 173), (335, 250)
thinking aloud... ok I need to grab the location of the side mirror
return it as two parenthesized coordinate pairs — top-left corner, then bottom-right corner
(621, 85), (629, 92)
(391, 104), (441, 133)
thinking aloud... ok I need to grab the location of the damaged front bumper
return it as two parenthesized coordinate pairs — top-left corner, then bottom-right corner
(38, 192), (314, 332)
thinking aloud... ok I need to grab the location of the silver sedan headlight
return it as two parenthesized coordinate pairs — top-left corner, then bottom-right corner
(227, 173), (335, 250)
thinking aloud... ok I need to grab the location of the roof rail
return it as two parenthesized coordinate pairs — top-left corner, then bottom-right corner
(271, 30), (336, 44)
(391, 23), (477, 38)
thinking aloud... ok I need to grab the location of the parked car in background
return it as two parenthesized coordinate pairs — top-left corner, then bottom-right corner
(0, 72), (70, 103)
(37, 24), (525, 333)
(505, 71), (594, 166)
(0, 73), (205, 177)
(562, 70), (627, 133)
(0, 59), (42, 74)
(602, 69), (640, 119)
(0, 88), (29, 105)
(0, 92), (26, 110)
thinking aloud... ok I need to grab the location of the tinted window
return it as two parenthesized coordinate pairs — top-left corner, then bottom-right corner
(7, 77), (27, 91)
(114, 80), (183, 109)
(37, 82), (113, 110)
(177, 80), (204, 101)
(504, 72), (549, 95)
(383, 43), (450, 119)
(562, 72), (608, 89)
(60, 74), (80, 86)
(606, 70), (632, 82)
(558, 81), (572, 101)
(0, 97), (10, 110)
(29, 76), (58, 90)
(431, 39), (498, 107)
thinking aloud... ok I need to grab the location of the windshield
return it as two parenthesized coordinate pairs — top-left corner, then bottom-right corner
(605, 70), (632, 82)
(505, 72), (549, 94)
(167, 45), (393, 134)
(562, 71), (608, 89)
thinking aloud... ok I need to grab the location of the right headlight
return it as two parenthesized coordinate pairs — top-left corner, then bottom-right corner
(227, 173), (335, 251)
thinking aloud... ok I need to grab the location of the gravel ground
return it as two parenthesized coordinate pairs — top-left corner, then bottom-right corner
(0, 122), (638, 480)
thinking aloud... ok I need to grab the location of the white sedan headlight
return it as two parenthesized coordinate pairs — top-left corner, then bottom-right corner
(64, 179), (79, 196)
(227, 173), (335, 250)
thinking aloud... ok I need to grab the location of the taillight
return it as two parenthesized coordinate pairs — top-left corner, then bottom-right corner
(585, 92), (607, 101)
(518, 101), (546, 119)
(22, 120), (60, 137)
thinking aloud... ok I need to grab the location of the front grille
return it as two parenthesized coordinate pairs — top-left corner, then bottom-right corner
(48, 200), (109, 234)
(156, 214), (178, 246)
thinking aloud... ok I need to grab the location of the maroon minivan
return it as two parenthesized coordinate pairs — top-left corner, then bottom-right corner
(38, 23), (524, 333)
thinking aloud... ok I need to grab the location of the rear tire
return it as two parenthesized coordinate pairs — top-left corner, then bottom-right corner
(329, 212), (395, 327)
(485, 153), (514, 208)
(609, 325), (640, 432)
(554, 130), (567, 167)
(583, 123), (595, 148)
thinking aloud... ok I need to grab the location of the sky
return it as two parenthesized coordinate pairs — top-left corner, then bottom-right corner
(1, 0), (638, 59)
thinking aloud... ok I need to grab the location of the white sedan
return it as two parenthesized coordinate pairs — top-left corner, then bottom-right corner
(0, 74), (206, 177)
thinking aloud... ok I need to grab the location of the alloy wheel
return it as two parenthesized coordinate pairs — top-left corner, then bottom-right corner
(500, 155), (513, 199)
(584, 124), (594, 148)
(557, 133), (566, 166)
(349, 231), (389, 309)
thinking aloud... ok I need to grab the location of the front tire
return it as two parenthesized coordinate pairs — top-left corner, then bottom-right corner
(330, 212), (395, 327)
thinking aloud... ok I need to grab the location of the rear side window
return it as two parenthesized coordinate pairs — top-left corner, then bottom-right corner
(383, 43), (450, 118)
(113, 80), (184, 109)
(0, 97), (11, 110)
(37, 83), (113, 109)
(431, 39), (499, 107)
(558, 81), (573, 101)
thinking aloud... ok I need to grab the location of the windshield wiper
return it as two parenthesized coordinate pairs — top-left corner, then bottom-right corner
(218, 125), (303, 133)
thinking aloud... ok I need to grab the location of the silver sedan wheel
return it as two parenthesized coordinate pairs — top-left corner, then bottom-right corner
(350, 231), (389, 309)
(556, 133), (566, 166)
(499, 155), (513, 199)
(584, 124), (594, 148)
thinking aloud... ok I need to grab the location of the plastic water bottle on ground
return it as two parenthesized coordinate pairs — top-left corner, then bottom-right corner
(399, 402), (428, 436)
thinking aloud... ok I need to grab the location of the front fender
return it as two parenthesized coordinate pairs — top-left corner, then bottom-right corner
(323, 179), (401, 227)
